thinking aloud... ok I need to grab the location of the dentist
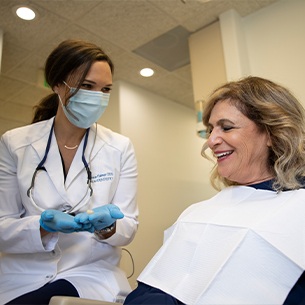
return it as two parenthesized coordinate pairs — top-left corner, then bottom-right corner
(0, 39), (138, 305)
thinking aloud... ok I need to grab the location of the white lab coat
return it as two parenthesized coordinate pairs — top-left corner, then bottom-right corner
(138, 186), (305, 305)
(0, 118), (138, 304)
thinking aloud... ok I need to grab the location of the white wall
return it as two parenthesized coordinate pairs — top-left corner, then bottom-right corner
(244, 0), (305, 104)
(115, 80), (216, 287)
(218, 0), (305, 104)
(219, 9), (250, 81)
(189, 21), (227, 102)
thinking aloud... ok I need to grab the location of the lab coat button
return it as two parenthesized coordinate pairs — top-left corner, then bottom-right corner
(46, 275), (53, 279)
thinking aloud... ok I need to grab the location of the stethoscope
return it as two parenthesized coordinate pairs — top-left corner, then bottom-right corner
(27, 119), (94, 214)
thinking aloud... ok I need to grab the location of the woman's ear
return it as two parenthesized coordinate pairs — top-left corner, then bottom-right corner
(53, 85), (59, 94)
(264, 127), (272, 147)
(267, 134), (272, 147)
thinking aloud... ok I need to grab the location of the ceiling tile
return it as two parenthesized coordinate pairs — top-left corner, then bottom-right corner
(172, 64), (193, 84)
(0, 75), (28, 103)
(77, 0), (178, 51)
(6, 54), (45, 85)
(0, 102), (33, 124)
(133, 26), (191, 71)
(0, 117), (26, 135)
(36, 0), (101, 21)
(1, 40), (30, 74)
(7, 85), (52, 108)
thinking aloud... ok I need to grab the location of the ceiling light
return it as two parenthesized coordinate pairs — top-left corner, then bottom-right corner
(15, 6), (36, 20)
(140, 68), (154, 77)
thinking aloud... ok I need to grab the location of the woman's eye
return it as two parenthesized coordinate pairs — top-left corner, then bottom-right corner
(223, 126), (233, 131)
(81, 83), (92, 90)
(102, 87), (112, 93)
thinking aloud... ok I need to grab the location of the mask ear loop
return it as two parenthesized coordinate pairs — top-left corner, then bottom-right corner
(59, 81), (79, 121)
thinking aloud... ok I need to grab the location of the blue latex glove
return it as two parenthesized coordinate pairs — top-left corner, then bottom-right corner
(40, 209), (84, 233)
(75, 204), (124, 232)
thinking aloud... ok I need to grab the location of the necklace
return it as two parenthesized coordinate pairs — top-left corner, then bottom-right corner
(64, 144), (78, 150)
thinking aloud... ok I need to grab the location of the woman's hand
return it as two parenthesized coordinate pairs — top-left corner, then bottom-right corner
(40, 209), (86, 233)
(74, 204), (124, 232)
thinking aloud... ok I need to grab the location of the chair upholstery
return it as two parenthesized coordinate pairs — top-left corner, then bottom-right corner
(49, 296), (122, 305)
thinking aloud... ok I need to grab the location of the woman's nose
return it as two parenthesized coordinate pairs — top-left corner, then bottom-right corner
(207, 129), (222, 148)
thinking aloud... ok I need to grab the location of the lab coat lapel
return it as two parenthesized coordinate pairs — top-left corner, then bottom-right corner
(43, 130), (92, 206)
(65, 125), (106, 187)
(30, 118), (54, 163)
(30, 121), (106, 210)
(62, 125), (105, 211)
(86, 124), (107, 162)
(42, 130), (66, 194)
(30, 119), (66, 198)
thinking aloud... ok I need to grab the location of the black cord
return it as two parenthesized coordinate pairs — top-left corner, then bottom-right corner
(122, 248), (135, 279)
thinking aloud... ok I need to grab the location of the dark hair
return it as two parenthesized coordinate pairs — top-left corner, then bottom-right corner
(32, 39), (114, 123)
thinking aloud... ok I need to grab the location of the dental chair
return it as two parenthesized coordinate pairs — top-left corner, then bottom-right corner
(49, 296), (121, 305)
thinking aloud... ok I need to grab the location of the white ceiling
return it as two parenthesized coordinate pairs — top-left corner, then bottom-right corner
(0, 0), (278, 129)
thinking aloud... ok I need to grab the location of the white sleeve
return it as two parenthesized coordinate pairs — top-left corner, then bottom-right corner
(0, 133), (54, 253)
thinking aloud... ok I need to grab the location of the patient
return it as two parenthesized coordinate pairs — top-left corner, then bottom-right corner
(124, 76), (305, 305)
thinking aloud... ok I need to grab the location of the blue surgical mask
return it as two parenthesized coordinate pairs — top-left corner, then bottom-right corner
(58, 82), (110, 129)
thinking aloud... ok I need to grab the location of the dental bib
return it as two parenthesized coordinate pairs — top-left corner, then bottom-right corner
(138, 186), (305, 304)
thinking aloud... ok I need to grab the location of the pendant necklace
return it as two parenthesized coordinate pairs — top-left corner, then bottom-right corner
(64, 144), (78, 150)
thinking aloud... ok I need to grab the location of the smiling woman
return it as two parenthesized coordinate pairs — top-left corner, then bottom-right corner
(205, 99), (272, 185)
(123, 76), (305, 305)
(202, 76), (305, 191)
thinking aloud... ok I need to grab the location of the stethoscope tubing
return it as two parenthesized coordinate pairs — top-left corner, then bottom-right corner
(26, 118), (93, 214)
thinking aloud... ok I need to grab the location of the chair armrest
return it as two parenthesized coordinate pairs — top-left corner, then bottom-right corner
(49, 296), (122, 305)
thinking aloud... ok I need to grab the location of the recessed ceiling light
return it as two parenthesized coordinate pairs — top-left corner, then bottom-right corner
(140, 68), (154, 77)
(15, 6), (36, 20)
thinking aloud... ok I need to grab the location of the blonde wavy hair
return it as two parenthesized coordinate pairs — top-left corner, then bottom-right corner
(201, 76), (305, 191)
